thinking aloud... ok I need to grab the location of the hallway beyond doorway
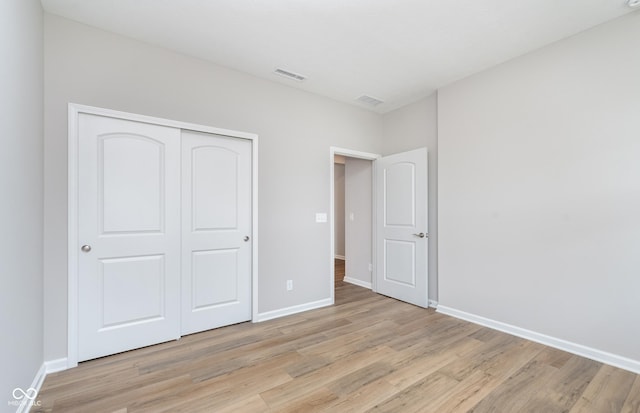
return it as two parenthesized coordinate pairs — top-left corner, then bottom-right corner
(334, 259), (345, 284)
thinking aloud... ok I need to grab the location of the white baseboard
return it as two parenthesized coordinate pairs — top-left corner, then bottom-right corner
(428, 299), (439, 308)
(15, 363), (45, 413)
(45, 358), (68, 374)
(437, 305), (640, 375)
(334, 255), (345, 260)
(14, 358), (45, 413)
(30, 363), (46, 393)
(343, 276), (372, 289)
(254, 298), (333, 322)
(13, 357), (69, 413)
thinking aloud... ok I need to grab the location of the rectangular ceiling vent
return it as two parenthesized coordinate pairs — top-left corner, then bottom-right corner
(274, 68), (306, 82)
(356, 95), (384, 107)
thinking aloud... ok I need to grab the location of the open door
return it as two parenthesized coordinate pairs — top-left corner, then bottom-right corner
(375, 148), (428, 307)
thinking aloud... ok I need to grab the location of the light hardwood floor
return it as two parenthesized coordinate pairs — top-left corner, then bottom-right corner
(34, 282), (639, 412)
(335, 258), (345, 283)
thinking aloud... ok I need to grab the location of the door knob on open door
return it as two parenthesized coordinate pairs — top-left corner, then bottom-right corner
(244, 236), (250, 242)
(413, 233), (427, 238)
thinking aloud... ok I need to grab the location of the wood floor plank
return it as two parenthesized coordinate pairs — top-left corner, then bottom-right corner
(569, 364), (637, 413)
(275, 387), (339, 413)
(426, 340), (545, 413)
(328, 361), (395, 396)
(621, 375), (640, 413)
(50, 374), (192, 413)
(297, 321), (400, 361)
(534, 346), (574, 369)
(368, 372), (460, 413)
(324, 378), (398, 413)
(438, 333), (533, 381)
(468, 358), (558, 412)
(211, 394), (271, 413)
(134, 352), (297, 412)
(335, 259), (345, 283)
(33, 278), (640, 413)
(519, 355), (603, 413)
(427, 370), (495, 413)
(383, 337), (482, 390)
(259, 346), (396, 409)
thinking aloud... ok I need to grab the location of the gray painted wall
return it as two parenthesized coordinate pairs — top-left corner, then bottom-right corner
(382, 95), (438, 302)
(43, 14), (383, 360)
(438, 12), (640, 362)
(0, 0), (44, 408)
(345, 158), (373, 285)
(334, 163), (345, 257)
(33, 4), (639, 373)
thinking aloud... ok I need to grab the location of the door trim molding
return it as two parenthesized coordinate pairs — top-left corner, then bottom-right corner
(329, 147), (380, 304)
(67, 103), (259, 368)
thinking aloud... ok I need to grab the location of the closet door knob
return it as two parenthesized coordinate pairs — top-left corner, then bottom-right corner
(244, 236), (250, 242)
(81, 245), (92, 252)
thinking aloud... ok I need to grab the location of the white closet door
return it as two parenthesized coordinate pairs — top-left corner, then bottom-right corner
(78, 114), (181, 361)
(181, 131), (252, 335)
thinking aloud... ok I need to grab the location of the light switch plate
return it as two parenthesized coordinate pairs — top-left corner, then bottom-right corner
(315, 213), (327, 223)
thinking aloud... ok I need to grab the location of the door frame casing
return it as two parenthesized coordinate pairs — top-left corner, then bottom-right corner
(67, 103), (259, 368)
(329, 147), (380, 303)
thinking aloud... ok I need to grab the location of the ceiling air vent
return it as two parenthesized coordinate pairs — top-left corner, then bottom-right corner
(628, 0), (640, 7)
(356, 95), (384, 107)
(274, 68), (306, 81)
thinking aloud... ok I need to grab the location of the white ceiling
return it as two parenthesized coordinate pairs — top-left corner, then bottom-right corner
(40, 0), (635, 113)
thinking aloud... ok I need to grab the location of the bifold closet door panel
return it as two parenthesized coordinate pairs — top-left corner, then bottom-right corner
(180, 130), (252, 335)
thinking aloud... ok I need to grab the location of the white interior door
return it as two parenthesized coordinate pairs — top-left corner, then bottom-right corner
(375, 148), (428, 307)
(181, 131), (252, 335)
(78, 114), (181, 361)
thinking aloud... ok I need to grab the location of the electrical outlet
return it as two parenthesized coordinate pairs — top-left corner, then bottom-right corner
(315, 213), (327, 223)
(286, 280), (293, 291)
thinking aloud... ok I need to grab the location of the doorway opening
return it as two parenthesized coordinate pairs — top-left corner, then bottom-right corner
(330, 146), (430, 308)
(329, 147), (379, 303)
